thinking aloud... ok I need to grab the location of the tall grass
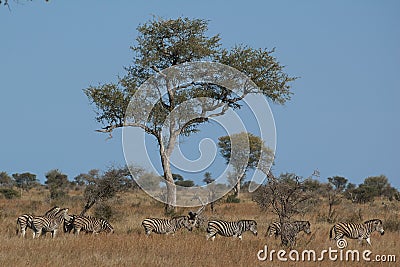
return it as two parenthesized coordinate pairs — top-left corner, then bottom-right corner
(0, 189), (398, 266)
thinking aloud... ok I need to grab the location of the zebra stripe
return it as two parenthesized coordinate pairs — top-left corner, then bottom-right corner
(266, 221), (311, 238)
(142, 216), (194, 236)
(31, 208), (69, 238)
(16, 206), (60, 238)
(329, 219), (384, 245)
(206, 219), (258, 240)
(71, 215), (114, 235)
(63, 214), (76, 234)
(266, 221), (281, 238)
(280, 221), (311, 247)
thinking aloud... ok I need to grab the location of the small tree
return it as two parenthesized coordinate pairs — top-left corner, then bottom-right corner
(345, 175), (396, 203)
(327, 176), (348, 192)
(45, 169), (69, 201)
(324, 183), (341, 223)
(0, 172), (14, 188)
(12, 172), (38, 194)
(80, 166), (133, 216)
(218, 132), (274, 198)
(254, 173), (312, 246)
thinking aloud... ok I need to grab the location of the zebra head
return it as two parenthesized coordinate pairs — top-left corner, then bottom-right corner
(102, 220), (114, 234)
(243, 220), (258, 236)
(365, 219), (384, 235)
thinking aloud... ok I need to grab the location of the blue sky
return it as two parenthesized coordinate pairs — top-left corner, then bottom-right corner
(1, 1), (399, 189)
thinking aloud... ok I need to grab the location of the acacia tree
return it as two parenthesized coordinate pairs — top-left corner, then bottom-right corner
(12, 172), (38, 193)
(0, 172), (13, 188)
(218, 132), (274, 198)
(78, 166), (136, 216)
(84, 17), (295, 212)
(45, 169), (69, 200)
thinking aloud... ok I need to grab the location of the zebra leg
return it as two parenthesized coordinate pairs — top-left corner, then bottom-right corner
(206, 232), (216, 241)
(34, 229), (41, 239)
(206, 232), (211, 240)
(206, 231), (216, 241)
(238, 234), (243, 240)
(74, 228), (81, 236)
(366, 237), (371, 246)
(52, 229), (57, 238)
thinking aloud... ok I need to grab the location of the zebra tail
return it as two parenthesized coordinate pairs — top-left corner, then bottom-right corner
(329, 226), (334, 239)
(266, 226), (271, 236)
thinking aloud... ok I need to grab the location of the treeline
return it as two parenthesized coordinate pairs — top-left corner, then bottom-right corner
(1, 168), (399, 208)
(301, 174), (400, 203)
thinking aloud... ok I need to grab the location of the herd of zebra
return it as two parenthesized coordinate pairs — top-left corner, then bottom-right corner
(16, 206), (385, 247)
(16, 206), (114, 238)
(142, 209), (385, 247)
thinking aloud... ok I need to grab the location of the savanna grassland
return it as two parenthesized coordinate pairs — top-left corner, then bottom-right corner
(0, 188), (399, 267)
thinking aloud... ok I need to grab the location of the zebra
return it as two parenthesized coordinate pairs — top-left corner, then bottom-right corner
(31, 208), (70, 238)
(266, 221), (281, 238)
(16, 206), (60, 238)
(279, 221), (311, 247)
(63, 214), (76, 234)
(329, 219), (384, 246)
(266, 220), (311, 239)
(206, 219), (258, 241)
(71, 215), (114, 235)
(142, 216), (195, 236)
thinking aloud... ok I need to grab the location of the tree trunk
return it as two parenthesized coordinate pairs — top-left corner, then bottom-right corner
(233, 172), (245, 198)
(234, 182), (240, 198)
(160, 148), (176, 213)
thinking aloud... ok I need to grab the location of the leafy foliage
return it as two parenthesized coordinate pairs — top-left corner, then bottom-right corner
(0, 188), (20, 199)
(79, 166), (134, 216)
(12, 172), (38, 191)
(218, 132), (274, 196)
(344, 175), (398, 203)
(0, 172), (14, 188)
(45, 169), (69, 200)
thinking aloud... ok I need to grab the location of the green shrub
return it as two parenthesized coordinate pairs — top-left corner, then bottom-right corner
(226, 194), (240, 203)
(0, 188), (20, 199)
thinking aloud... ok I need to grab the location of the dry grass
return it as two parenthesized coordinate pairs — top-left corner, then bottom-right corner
(0, 189), (399, 266)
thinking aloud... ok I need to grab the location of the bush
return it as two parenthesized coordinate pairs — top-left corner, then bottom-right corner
(94, 204), (113, 221)
(0, 188), (20, 199)
(226, 194), (240, 203)
(384, 216), (400, 232)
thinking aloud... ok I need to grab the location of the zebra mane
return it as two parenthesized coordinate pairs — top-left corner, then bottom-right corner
(44, 206), (60, 216)
(363, 219), (382, 224)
